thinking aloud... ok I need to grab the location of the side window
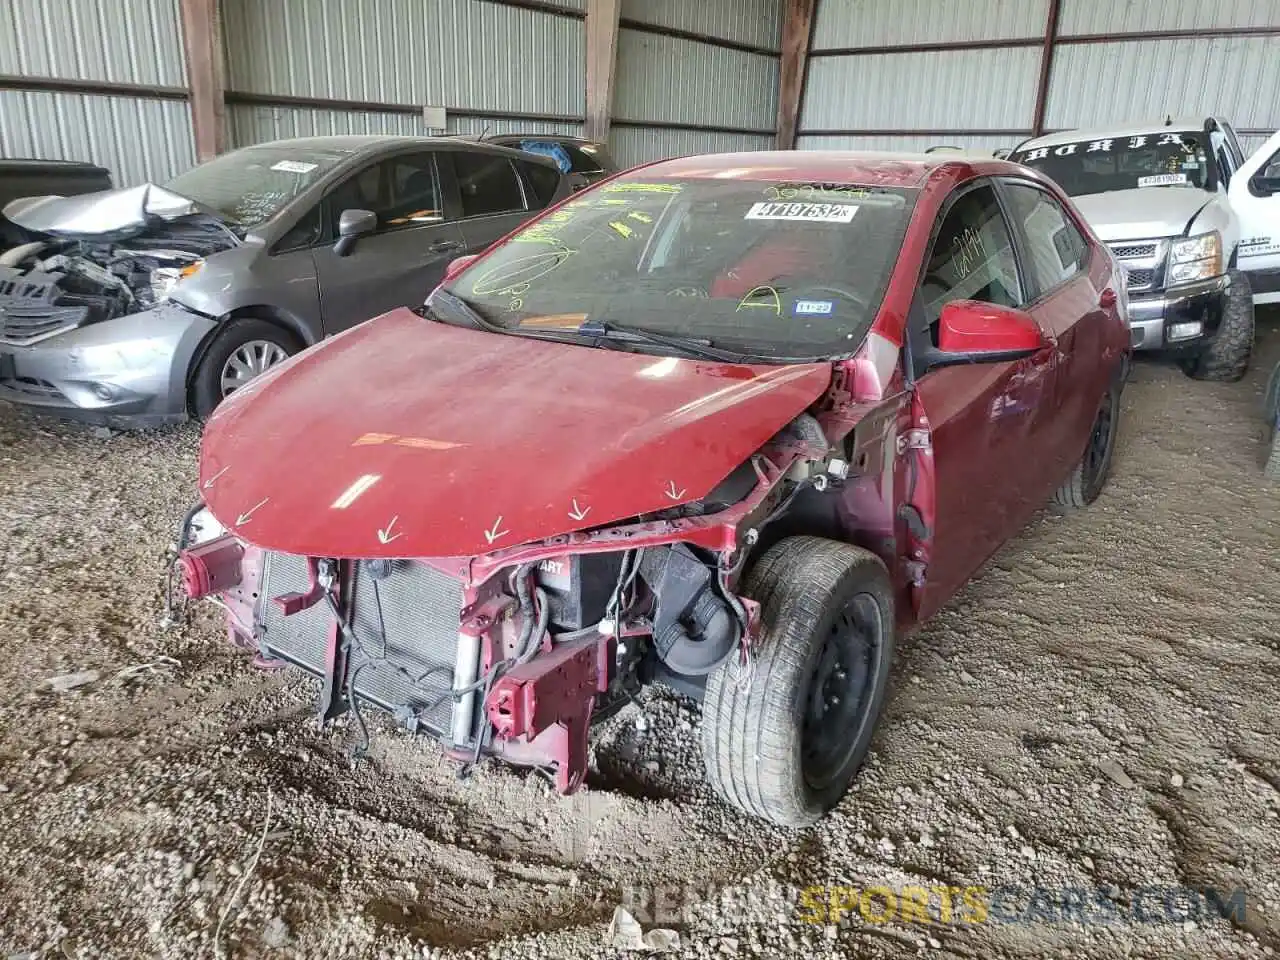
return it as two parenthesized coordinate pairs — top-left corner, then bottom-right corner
(325, 152), (443, 236)
(918, 184), (1023, 339)
(566, 145), (605, 175)
(451, 151), (526, 218)
(1002, 182), (1089, 296)
(517, 160), (561, 208)
(274, 203), (323, 253)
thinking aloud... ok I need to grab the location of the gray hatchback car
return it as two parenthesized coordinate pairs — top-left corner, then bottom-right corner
(0, 135), (570, 427)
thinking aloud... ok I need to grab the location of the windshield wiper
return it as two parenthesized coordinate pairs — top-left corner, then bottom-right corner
(576, 319), (753, 362)
(424, 288), (507, 334)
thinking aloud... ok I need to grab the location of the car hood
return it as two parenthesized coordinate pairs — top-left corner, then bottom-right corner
(1070, 188), (1213, 242)
(1, 183), (226, 240)
(200, 308), (833, 559)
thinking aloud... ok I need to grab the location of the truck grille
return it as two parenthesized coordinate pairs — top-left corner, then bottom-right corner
(258, 554), (464, 736)
(1108, 238), (1169, 294)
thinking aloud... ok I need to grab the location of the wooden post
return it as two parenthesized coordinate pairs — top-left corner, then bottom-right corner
(776, 0), (817, 150)
(1031, 0), (1062, 137)
(585, 0), (621, 143)
(180, 0), (226, 162)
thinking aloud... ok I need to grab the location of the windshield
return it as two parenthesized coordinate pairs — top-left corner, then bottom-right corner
(164, 144), (353, 226)
(1012, 132), (1209, 197)
(442, 177), (916, 360)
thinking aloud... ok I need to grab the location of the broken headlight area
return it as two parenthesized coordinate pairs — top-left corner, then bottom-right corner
(173, 532), (746, 793)
(0, 220), (232, 345)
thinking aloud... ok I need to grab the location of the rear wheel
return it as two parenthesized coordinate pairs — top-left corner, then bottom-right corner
(1053, 380), (1120, 509)
(190, 318), (301, 418)
(701, 537), (894, 827)
(1181, 269), (1254, 382)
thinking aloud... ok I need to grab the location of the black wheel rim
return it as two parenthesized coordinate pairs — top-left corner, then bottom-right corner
(801, 592), (885, 791)
(1083, 393), (1115, 486)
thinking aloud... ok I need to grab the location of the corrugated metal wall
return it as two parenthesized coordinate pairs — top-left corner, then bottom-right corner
(798, 0), (1280, 158)
(220, 0), (584, 129)
(609, 0), (781, 168)
(0, 0), (194, 184)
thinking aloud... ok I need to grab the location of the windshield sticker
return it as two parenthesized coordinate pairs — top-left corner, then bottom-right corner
(745, 201), (858, 223)
(609, 220), (636, 239)
(794, 299), (834, 317)
(518, 313), (588, 328)
(1137, 173), (1188, 187)
(736, 286), (782, 315)
(270, 160), (319, 174)
(1017, 132), (1194, 162)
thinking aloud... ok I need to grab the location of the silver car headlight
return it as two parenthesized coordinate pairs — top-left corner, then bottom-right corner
(150, 260), (204, 302)
(1167, 231), (1223, 285)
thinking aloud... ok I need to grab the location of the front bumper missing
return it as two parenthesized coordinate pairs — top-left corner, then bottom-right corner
(1126, 274), (1229, 353)
(0, 303), (216, 427)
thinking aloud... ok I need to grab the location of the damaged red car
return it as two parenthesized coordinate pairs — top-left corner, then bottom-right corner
(175, 151), (1129, 826)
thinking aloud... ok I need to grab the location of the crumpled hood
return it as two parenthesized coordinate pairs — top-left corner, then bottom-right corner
(1071, 187), (1213, 242)
(200, 308), (832, 559)
(2, 183), (223, 240)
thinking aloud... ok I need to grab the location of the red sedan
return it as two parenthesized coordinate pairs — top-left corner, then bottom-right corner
(176, 151), (1130, 826)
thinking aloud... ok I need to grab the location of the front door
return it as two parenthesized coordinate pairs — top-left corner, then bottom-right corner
(1230, 130), (1280, 305)
(312, 150), (466, 333)
(907, 181), (1060, 620)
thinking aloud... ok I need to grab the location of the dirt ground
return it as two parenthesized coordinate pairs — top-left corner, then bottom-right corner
(1, 317), (1278, 960)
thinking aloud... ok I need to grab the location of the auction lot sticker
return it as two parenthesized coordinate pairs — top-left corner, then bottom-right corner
(745, 201), (859, 222)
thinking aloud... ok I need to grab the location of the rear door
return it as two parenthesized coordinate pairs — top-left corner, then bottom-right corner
(907, 180), (1060, 620)
(311, 150), (466, 332)
(998, 177), (1114, 480)
(442, 149), (536, 253)
(1230, 130), (1280, 304)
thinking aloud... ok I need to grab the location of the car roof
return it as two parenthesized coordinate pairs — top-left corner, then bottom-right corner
(636, 150), (1019, 188)
(1017, 119), (1209, 151)
(234, 134), (543, 156)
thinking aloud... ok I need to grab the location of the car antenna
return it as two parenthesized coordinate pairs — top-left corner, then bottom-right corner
(1165, 115), (1172, 126)
(479, 123), (491, 141)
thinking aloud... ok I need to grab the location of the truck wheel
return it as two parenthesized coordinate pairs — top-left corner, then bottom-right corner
(190, 318), (301, 419)
(1181, 270), (1254, 383)
(1266, 428), (1280, 482)
(701, 537), (895, 827)
(1053, 380), (1120, 509)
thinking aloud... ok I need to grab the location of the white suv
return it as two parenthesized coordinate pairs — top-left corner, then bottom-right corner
(1012, 119), (1280, 381)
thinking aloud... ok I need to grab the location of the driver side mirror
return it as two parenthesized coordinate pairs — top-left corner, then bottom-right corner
(445, 253), (479, 281)
(1251, 174), (1280, 197)
(334, 208), (377, 256)
(935, 300), (1046, 361)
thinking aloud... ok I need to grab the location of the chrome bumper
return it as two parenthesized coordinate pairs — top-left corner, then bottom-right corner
(1125, 275), (1229, 351)
(0, 304), (217, 427)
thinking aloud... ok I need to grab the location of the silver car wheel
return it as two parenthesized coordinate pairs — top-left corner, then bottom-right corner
(219, 340), (290, 397)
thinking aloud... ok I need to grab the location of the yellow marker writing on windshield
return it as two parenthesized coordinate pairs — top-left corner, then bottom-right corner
(736, 285), (782, 316)
(628, 211), (653, 223)
(609, 221), (636, 239)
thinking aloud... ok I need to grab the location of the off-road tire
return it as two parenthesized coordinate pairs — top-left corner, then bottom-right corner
(190, 318), (302, 419)
(701, 537), (894, 827)
(1053, 380), (1120, 509)
(1181, 269), (1254, 383)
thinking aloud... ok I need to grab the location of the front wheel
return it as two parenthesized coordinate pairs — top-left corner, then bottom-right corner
(190, 318), (301, 418)
(701, 537), (895, 827)
(1181, 269), (1254, 382)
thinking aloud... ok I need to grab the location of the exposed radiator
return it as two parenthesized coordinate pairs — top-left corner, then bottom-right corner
(258, 554), (464, 737)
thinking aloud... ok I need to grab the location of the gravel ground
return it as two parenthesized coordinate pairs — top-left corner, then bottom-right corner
(1, 316), (1278, 960)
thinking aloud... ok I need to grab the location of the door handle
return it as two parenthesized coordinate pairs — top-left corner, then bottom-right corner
(430, 239), (464, 253)
(1099, 288), (1118, 309)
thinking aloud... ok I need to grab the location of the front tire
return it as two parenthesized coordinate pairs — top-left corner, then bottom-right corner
(1181, 269), (1254, 383)
(701, 537), (895, 827)
(190, 318), (301, 419)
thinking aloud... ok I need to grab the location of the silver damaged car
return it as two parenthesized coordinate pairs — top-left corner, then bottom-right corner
(0, 135), (569, 427)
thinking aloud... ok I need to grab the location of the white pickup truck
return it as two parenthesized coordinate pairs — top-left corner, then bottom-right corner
(1011, 119), (1280, 381)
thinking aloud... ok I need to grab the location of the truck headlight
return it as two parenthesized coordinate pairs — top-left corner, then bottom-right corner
(1167, 231), (1223, 285)
(150, 260), (204, 302)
